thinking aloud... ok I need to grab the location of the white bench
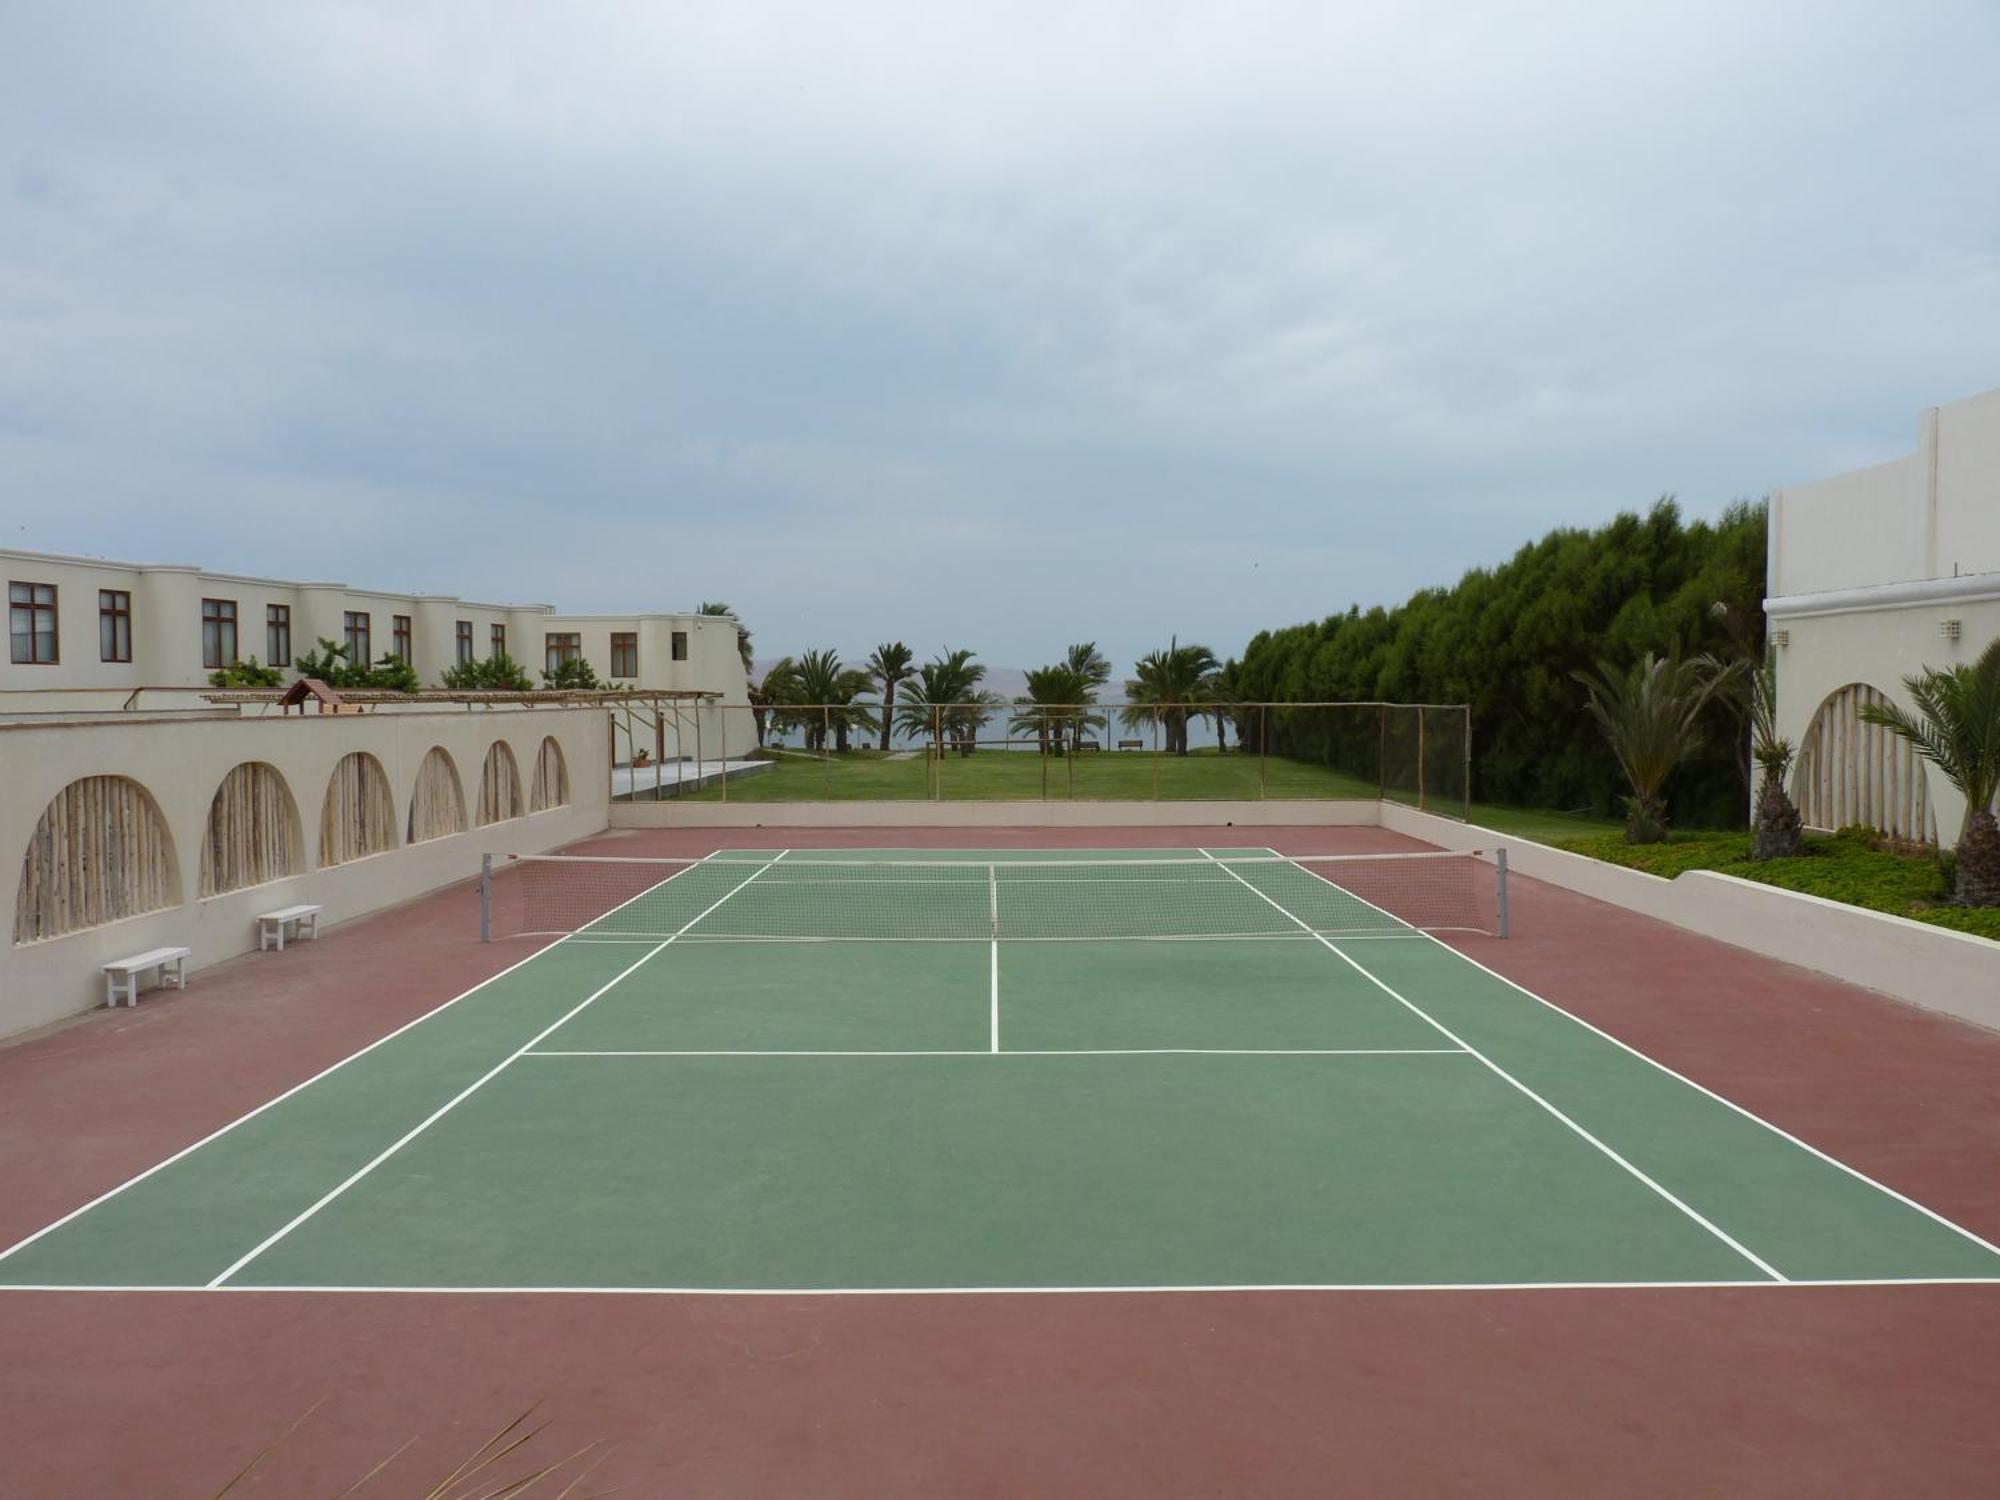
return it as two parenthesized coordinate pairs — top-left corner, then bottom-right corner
(103, 947), (191, 1008)
(257, 904), (322, 951)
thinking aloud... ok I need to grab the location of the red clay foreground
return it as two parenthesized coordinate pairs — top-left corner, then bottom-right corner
(2, 825), (1997, 1497)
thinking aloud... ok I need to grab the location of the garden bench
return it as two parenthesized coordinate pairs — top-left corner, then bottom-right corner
(257, 904), (322, 951)
(103, 946), (191, 1008)
(1117, 739), (1145, 750)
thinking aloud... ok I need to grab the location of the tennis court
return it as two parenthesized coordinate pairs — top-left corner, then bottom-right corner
(2, 845), (1996, 1294)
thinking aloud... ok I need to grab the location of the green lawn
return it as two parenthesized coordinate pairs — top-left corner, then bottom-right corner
(681, 747), (1384, 802)
(1466, 803), (1625, 841)
(1554, 828), (2000, 941)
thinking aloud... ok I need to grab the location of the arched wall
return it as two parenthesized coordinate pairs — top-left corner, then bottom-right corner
(321, 751), (399, 865)
(14, 775), (181, 944)
(0, 709), (610, 1037)
(478, 740), (525, 825)
(531, 736), (570, 811)
(201, 762), (305, 897)
(407, 747), (469, 844)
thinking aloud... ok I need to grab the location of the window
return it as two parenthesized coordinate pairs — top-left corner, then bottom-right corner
(456, 620), (474, 665)
(610, 631), (638, 678)
(267, 604), (292, 666)
(392, 614), (413, 663)
(8, 581), (58, 664)
(201, 598), (238, 669)
(98, 590), (131, 663)
(491, 623), (506, 658)
(545, 632), (582, 674)
(344, 610), (370, 664)
(671, 630), (688, 662)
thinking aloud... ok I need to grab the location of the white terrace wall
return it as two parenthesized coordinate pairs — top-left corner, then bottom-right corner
(608, 799), (1380, 829)
(0, 708), (609, 1038)
(1382, 803), (2000, 1034)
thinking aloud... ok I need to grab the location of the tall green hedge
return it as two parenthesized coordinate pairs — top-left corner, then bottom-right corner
(1233, 499), (1766, 827)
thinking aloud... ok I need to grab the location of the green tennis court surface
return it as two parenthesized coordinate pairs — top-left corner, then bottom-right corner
(3, 846), (1997, 1293)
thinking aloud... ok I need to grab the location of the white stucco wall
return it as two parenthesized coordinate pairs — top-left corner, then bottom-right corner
(0, 707), (610, 1038)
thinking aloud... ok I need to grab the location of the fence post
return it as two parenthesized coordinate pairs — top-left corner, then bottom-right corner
(1495, 848), (1509, 939)
(479, 853), (492, 943)
(1463, 705), (1472, 823)
(1417, 708), (1427, 813)
(1260, 703), (1268, 799)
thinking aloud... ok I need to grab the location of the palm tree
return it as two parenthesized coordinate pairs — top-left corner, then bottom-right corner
(1747, 651), (1803, 860)
(1061, 643), (1112, 750)
(867, 642), (915, 752)
(896, 649), (996, 758)
(1122, 639), (1220, 755)
(1573, 649), (1740, 844)
(751, 657), (801, 748)
(832, 667), (881, 754)
(1857, 637), (2000, 906)
(788, 649), (877, 752)
(1011, 663), (1100, 753)
(699, 602), (755, 678)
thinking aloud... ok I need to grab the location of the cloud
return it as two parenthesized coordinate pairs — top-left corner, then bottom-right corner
(2, 0), (1997, 672)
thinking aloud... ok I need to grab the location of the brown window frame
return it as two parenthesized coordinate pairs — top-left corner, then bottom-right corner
(9, 581), (59, 665)
(545, 632), (582, 674)
(201, 597), (238, 669)
(343, 610), (371, 665)
(392, 614), (413, 664)
(266, 604), (292, 667)
(456, 620), (474, 665)
(671, 629), (688, 662)
(610, 631), (638, 678)
(98, 589), (132, 663)
(490, 623), (506, 659)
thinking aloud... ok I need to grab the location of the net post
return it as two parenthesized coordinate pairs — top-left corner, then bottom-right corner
(479, 853), (492, 943)
(1495, 847), (1509, 938)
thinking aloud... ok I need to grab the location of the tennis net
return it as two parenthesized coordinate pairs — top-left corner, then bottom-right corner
(481, 850), (1508, 943)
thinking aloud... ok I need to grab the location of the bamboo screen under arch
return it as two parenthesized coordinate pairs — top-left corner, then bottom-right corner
(530, 736), (570, 811)
(1791, 682), (1938, 844)
(477, 741), (524, 825)
(200, 762), (305, 897)
(407, 747), (469, 844)
(14, 775), (182, 944)
(320, 751), (398, 865)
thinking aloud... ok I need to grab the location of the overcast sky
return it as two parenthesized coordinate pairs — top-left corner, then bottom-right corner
(3, 2), (1997, 675)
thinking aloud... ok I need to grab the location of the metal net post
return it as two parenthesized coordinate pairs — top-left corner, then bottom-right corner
(1496, 848), (1509, 938)
(479, 853), (492, 942)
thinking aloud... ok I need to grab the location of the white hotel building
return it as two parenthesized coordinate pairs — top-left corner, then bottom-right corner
(0, 548), (752, 1039)
(1, 547), (750, 709)
(1767, 384), (2000, 848)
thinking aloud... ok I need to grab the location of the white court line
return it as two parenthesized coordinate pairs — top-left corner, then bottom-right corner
(1201, 849), (1787, 1283)
(1268, 846), (2000, 1265)
(205, 852), (790, 1288)
(519, 1048), (1471, 1058)
(989, 863), (1000, 1053)
(6, 1275), (1998, 1296)
(0, 850), (730, 1273)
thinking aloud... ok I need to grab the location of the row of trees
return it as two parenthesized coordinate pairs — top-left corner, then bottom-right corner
(750, 640), (1238, 757)
(1231, 499), (1768, 827)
